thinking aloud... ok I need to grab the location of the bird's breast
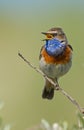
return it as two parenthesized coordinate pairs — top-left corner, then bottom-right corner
(41, 45), (72, 64)
(39, 56), (72, 78)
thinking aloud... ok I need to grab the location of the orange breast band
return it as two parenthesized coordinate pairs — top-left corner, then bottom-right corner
(41, 46), (72, 64)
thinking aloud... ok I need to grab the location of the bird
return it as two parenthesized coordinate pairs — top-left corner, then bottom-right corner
(39, 27), (73, 100)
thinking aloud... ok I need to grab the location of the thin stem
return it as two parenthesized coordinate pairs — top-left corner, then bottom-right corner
(18, 52), (84, 114)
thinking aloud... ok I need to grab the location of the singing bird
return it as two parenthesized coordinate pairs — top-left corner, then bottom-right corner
(39, 27), (73, 100)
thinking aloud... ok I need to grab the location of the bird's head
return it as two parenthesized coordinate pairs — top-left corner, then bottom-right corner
(42, 27), (67, 44)
(41, 27), (68, 56)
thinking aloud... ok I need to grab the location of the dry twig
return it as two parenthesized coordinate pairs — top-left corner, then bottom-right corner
(18, 52), (84, 114)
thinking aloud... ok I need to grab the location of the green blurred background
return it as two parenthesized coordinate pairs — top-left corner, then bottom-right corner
(0, 0), (84, 130)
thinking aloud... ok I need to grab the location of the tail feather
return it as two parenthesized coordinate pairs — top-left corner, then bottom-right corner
(42, 79), (54, 100)
(42, 87), (54, 99)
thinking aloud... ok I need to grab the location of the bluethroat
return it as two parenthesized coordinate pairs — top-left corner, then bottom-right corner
(39, 27), (73, 99)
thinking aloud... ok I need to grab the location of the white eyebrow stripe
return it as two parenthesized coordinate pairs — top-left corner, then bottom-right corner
(47, 31), (58, 34)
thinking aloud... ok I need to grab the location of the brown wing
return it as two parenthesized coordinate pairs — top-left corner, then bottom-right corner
(68, 44), (73, 51)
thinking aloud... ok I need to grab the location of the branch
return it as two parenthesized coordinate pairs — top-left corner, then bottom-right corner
(18, 52), (84, 114)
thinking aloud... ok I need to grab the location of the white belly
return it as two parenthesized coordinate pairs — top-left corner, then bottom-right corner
(39, 57), (72, 79)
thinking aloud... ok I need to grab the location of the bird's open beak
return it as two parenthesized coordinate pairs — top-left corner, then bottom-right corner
(41, 32), (48, 41)
(42, 37), (52, 41)
(41, 32), (47, 35)
(41, 32), (53, 41)
(42, 39), (47, 41)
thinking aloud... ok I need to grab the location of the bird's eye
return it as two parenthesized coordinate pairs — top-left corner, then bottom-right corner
(59, 33), (65, 36)
(52, 33), (58, 36)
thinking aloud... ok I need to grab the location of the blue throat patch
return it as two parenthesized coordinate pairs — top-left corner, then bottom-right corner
(45, 38), (66, 57)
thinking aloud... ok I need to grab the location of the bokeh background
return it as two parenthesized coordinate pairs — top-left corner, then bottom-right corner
(0, 0), (84, 130)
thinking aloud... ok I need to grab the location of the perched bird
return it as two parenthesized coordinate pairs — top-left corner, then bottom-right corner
(39, 27), (73, 100)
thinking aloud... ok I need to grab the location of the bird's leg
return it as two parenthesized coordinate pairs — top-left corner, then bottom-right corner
(54, 78), (60, 90)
